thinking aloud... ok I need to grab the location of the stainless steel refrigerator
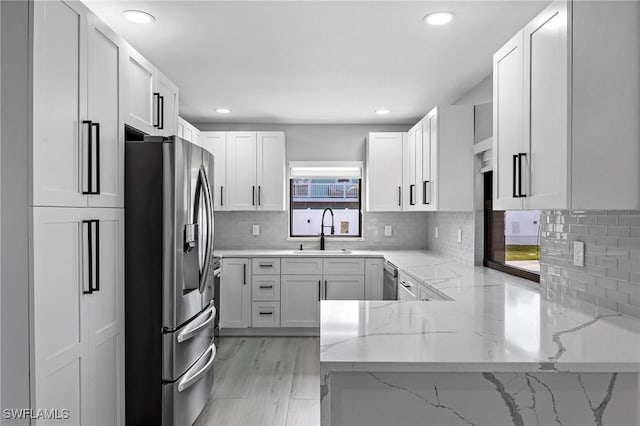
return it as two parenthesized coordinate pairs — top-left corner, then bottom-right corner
(125, 134), (217, 426)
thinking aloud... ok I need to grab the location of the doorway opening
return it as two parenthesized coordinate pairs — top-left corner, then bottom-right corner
(483, 171), (540, 282)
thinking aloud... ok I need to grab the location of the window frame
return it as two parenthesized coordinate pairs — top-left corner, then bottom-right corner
(287, 161), (364, 240)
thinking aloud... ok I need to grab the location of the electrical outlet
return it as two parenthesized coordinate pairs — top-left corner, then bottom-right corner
(457, 228), (462, 243)
(574, 241), (585, 267)
(252, 224), (260, 236)
(384, 225), (392, 237)
(435, 226), (439, 239)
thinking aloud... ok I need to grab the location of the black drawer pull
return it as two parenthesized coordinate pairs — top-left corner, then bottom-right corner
(259, 264), (273, 268)
(259, 311), (273, 316)
(259, 285), (273, 289)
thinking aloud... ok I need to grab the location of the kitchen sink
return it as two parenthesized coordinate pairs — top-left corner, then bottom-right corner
(292, 249), (352, 255)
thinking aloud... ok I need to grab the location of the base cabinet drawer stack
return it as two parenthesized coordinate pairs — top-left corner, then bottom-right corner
(221, 256), (383, 331)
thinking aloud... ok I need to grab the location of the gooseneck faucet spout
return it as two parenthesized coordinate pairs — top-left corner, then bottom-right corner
(319, 208), (335, 250)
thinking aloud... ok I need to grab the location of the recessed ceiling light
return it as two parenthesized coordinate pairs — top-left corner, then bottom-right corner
(375, 109), (390, 115)
(424, 11), (455, 26)
(216, 108), (231, 114)
(122, 10), (156, 24)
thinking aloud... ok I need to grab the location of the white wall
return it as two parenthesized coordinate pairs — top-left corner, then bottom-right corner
(1, 2), (31, 422)
(453, 74), (492, 106)
(195, 123), (410, 162)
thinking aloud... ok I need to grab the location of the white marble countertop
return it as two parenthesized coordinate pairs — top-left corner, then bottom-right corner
(320, 251), (640, 373)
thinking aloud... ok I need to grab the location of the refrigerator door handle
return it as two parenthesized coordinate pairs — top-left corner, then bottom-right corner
(177, 341), (216, 392)
(176, 303), (216, 343)
(193, 165), (214, 294)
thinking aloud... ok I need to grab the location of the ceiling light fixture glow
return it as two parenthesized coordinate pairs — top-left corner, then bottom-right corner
(216, 108), (231, 114)
(424, 11), (455, 26)
(375, 109), (390, 115)
(123, 10), (156, 24)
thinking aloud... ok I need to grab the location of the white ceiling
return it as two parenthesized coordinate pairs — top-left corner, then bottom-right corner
(85, 0), (549, 124)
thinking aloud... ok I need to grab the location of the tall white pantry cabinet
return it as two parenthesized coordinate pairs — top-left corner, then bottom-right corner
(29, 1), (126, 425)
(2, 0), (180, 423)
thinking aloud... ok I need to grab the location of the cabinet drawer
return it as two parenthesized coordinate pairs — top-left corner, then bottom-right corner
(252, 302), (281, 327)
(252, 275), (281, 301)
(281, 258), (323, 275)
(252, 258), (281, 275)
(397, 282), (417, 301)
(418, 283), (445, 301)
(323, 258), (365, 275)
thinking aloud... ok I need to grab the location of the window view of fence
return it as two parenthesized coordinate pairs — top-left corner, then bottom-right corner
(290, 178), (361, 237)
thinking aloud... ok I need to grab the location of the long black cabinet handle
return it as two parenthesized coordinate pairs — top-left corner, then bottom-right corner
(159, 95), (165, 130)
(318, 280), (321, 301)
(409, 184), (415, 206)
(82, 121), (93, 195)
(258, 186), (262, 206)
(512, 154), (519, 198)
(398, 187), (401, 206)
(324, 280), (328, 300)
(252, 186), (255, 206)
(92, 122), (101, 195)
(243, 264), (246, 285)
(220, 186), (224, 207)
(423, 180), (430, 205)
(82, 220), (100, 294)
(153, 93), (160, 128)
(518, 153), (526, 197)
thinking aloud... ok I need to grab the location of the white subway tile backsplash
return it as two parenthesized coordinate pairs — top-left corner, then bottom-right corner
(541, 210), (640, 318)
(424, 212), (476, 266)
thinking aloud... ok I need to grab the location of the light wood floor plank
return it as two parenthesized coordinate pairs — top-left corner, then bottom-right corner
(195, 337), (321, 426)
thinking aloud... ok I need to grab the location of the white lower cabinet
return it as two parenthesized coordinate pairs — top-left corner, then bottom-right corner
(323, 275), (365, 300)
(221, 256), (384, 331)
(281, 275), (322, 327)
(252, 302), (281, 327)
(32, 207), (124, 426)
(220, 258), (251, 328)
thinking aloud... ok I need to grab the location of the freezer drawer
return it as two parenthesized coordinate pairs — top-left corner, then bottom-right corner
(162, 339), (216, 426)
(163, 301), (216, 381)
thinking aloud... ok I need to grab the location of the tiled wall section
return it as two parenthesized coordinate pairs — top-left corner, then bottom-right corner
(540, 210), (640, 318)
(424, 212), (477, 266)
(213, 211), (430, 250)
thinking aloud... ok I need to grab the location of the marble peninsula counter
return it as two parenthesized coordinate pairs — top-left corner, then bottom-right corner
(319, 251), (640, 426)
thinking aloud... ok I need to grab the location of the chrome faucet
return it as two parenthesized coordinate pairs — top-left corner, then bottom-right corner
(319, 208), (335, 250)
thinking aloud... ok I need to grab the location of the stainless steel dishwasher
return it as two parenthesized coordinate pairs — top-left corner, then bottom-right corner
(383, 260), (398, 300)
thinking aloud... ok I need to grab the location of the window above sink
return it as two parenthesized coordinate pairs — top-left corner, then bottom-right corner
(289, 162), (363, 239)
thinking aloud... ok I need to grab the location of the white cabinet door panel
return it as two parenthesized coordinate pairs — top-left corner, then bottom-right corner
(221, 258), (251, 328)
(125, 48), (156, 135)
(366, 132), (404, 211)
(226, 132), (257, 210)
(281, 258), (323, 275)
(493, 30), (525, 210)
(364, 258), (384, 300)
(200, 132), (227, 211)
(87, 17), (124, 208)
(324, 276), (365, 300)
(281, 275), (321, 327)
(155, 71), (179, 137)
(524, 2), (569, 209)
(32, 0), (87, 207)
(257, 132), (285, 211)
(322, 258), (364, 275)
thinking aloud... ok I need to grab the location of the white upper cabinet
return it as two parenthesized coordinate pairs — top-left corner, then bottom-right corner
(124, 46), (156, 135)
(32, 0), (87, 208)
(366, 132), (405, 212)
(225, 131), (286, 211)
(493, 0), (640, 210)
(124, 46), (180, 138)
(493, 30), (526, 211)
(200, 132), (227, 211)
(155, 70), (179, 137)
(86, 14), (125, 208)
(32, 0), (124, 208)
(256, 132), (286, 211)
(226, 132), (258, 210)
